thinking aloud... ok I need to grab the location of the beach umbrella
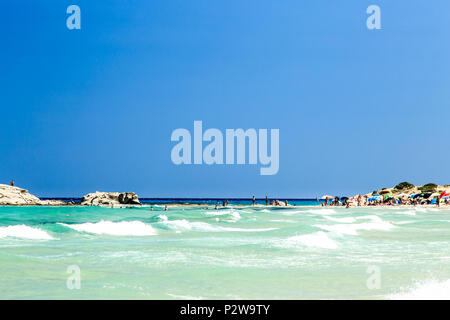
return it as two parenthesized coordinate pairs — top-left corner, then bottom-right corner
(340, 197), (349, 201)
(440, 191), (450, 199)
(321, 195), (334, 199)
(368, 195), (381, 201)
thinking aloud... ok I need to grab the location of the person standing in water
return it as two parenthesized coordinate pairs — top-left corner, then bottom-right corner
(252, 196), (256, 206)
(265, 196), (268, 206)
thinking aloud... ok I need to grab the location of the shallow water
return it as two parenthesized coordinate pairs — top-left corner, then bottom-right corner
(0, 205), (449, 299)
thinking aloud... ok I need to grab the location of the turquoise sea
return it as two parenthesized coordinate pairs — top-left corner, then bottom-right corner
(0, 204), (449, 299)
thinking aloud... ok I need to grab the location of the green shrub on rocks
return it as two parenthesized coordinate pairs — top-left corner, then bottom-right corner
(419, 183), (438, 193)
(394, 182), (415, 190)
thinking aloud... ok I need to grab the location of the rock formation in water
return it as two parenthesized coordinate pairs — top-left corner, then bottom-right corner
(80, 191), (141, 206)
(0, 184), (67, 206)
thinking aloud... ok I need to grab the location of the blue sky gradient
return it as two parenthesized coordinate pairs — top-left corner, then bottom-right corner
(1, 1), (449, 197)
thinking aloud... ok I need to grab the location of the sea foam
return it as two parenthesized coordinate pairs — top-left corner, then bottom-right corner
(304, 208), (337, 215)
(278, 232), (338, 249)
(388, 279), (450, 300)
(59, 220), (158, 236)
(316, 215), (394, 236)
(204, 210), (241, 221)
(160, 219), (276, 233)
(324, 216), (357, 223)
(0, 225), (54, 240)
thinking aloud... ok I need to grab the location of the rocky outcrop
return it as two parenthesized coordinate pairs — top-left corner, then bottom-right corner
(0, 184), (42, 205)
(0, 184), (140, 206)
(80, 191), (141, 206)
(40, 199), (71, 206)
(0, 184), (70, 206)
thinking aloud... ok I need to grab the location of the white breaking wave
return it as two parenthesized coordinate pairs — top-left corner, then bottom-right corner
(324, 216), (357, 223)
(204, 209), (234, 216)
(160, 219), (276, 233)
(269, 219), (297, 223)
(316, 215), (394, 236)
(229, 211), (241, 222)
(388, 279), (450, 300)
(304, 209), (337, 215)
(160, 219), (192, 231)
(0, 225), (54, 240)
(59, 220), (158, 236)
(204, 210), (241, 222)
(277, 232), (338, 249)
(281, 208), (337, 216)
(395, 210), (416, 216)
(395, 220), (416, 225)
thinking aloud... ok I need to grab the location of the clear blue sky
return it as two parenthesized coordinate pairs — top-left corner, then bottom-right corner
(1, 1), (449, 198)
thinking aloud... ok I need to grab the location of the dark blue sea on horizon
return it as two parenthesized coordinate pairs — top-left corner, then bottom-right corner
(40, 198), (322, 206)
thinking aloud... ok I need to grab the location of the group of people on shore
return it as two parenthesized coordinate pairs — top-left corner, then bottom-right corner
(322, 193), (450, 208)
(212, 196), (289, 210)
(364, 197), (449, 207)
(152, 191), (450, 211)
